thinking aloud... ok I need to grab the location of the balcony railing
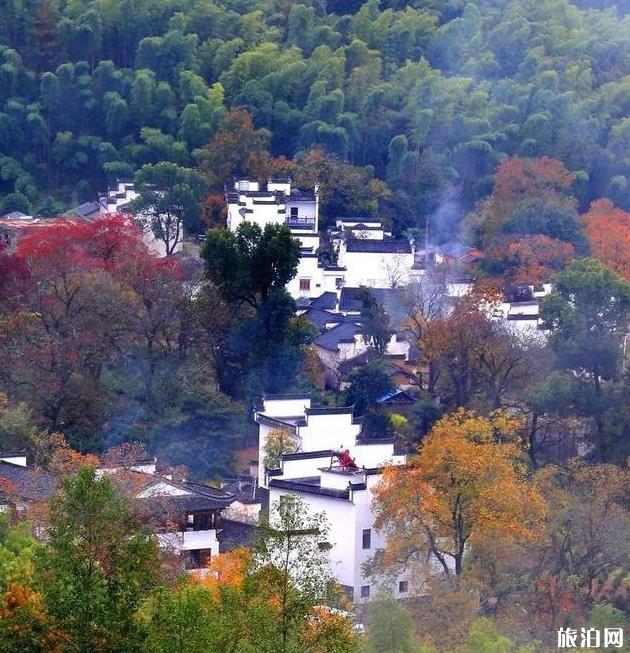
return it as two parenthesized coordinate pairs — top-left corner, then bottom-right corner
(285, 216), (316, 229)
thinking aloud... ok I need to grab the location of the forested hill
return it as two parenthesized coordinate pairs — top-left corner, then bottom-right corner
(2, 0), (630, 227)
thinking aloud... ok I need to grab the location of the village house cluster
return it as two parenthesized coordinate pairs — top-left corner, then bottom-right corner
(0, 175), (554, 604)
(0, 450), (255, 571)
(224, 177), (549, 385)
(253, 392), (438, 601)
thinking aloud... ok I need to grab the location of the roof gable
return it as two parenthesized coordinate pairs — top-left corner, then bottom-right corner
(345, 239), (411, 254)
(314, 321), (363, 351)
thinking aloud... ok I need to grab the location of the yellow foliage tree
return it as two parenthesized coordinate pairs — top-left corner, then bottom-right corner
(200, 547), (252, 597)
(372, 409), (547, 577)
(263, 427), (299, 469)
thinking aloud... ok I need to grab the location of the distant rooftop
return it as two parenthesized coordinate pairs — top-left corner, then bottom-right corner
(345, 239), (412, 254)
(308, 291), (338, 311)
(313, 321), (363, 352)
(0, 461), (56, 503)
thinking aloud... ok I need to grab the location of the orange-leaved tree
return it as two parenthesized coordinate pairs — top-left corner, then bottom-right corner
(583, 198), (630, 280)
(484, 234), (574, 286)
(420, 287), (535, 410)
(301, 606), (358, 653)
(470, 156), (575, 246)
(200, 547), (252, 596)
(372, 409), (547, 577)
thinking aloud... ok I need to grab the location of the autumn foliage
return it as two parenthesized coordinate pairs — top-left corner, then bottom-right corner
(0, 215), (185, 446)
(201, 547), (252, 596)
(484, 234), (574, 285)
(475, 157), (576, 245)
(583, 198), (630, 280)
(373, 409), (547, 576)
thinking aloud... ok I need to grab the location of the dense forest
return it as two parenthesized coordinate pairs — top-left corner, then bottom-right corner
(0, 1), (630, 652)
(1, 0), (630, 476)
(1, 0), (630, 231)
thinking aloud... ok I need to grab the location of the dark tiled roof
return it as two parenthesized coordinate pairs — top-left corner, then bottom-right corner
(335, 217), (380, 225)
(309, 292), (337, 310)
(305, 405), (354, 415)
(218, 518), (258, 551)
(289, 189), (316, 201)
(71, 201), (101, 218)
(0, 462), (56, 502)
(338, 287), (365, 312)
(269, 477), (351, 500)
(345, 239), (412, 254)
(221, 479), (262, 505)
(137, 478), (234, 515)
(296, 297), (314, 309)
(313, 322), (363, 352)
(255, 413), (299, 429)
(262, 392), (311, 400)
(302, 308), (344, 331)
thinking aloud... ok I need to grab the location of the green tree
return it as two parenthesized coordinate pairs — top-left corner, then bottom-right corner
(254, 494), (337, 653)
(0, 515), (50, 653)
(344, 360), (395, 415)
(0, 192), (30, 215)
(35, 466), (162, 652)
(202, 222), (300, 309)
(363, 591), (417, 653)
(460, 618), (533, 653)
(133, 162), (207, 255)
(502, 197), (586, 251)
(35, 196), (62, 217)
(541, 258), (630, 459)
(0, 394), (39, 453)
(140, 584), (219, 653)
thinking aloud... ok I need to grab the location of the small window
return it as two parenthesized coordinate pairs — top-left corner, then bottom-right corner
(360, 585), (370, 598)
(299, 278), (311, 292)
(290, 207), (299, 217)
(399, 580), (408, 594)
(362, 528), (371, 550)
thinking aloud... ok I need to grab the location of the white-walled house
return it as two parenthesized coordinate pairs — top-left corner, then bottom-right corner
(286, 252), (346, 299)
(254, 394), (415, 601)
(225, 178), (319, 248)
(312, 321), (411, 373)
(336, 238), (417, 289)
(135, 476), (234, 568)
(331, 218), (391, 241)
(0, 452), (251, 570)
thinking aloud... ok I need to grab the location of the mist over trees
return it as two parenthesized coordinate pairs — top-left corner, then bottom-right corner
(2, 0), (630, 231)
(0, 1), (629, 651)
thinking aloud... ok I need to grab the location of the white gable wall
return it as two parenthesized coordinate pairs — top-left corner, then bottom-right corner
(262, 396), (311, 417)
(338, 250), (415, 288)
